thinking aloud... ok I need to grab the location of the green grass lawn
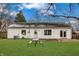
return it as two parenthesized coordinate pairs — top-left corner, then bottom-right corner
(0, 39), (79, 56)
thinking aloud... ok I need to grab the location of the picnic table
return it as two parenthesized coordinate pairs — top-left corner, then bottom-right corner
(27, 39), (44, 47)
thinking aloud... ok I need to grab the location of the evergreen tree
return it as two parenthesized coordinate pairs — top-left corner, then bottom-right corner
(15, 11), (26, 22)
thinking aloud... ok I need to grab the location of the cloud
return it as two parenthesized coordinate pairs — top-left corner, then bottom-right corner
(21, 3), (42, 9)
(18, 3), (48, 10)
(0, 8), (3, 12)
(18, 6), (24, 10)
(0, 3), (8, 12)
(17, 3), (43, 11)
(48, 10), (54, 15)
(1, 3), (55, 18)
(17, 5), (24, 10)
(10, 11), (19, 16)
(70, 20), (77, 24)
(0, 5), (3, 12)
(17, 3), (55, 16)
(4, 9), (9, 14)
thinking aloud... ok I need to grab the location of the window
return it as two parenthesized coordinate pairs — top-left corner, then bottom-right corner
(60, 30), (63, 37)
(21, 30), (26, 35)
(60, 30), (67, 37)
(44, 30), (52, 35)
(64, 31), (66, 37)
(34, 30), (37, 34)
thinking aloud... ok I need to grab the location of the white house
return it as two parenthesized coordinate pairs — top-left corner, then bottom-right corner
(7, 23), (72, 39)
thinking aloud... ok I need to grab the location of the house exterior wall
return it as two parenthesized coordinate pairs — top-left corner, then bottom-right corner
(7, 28), (72, 39)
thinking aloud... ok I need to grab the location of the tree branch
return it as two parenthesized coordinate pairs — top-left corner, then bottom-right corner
(49, 14), (79, 20)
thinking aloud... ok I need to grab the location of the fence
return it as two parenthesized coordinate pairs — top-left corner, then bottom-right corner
(72, 33), (79, 39)
(0, 32), (7, 39)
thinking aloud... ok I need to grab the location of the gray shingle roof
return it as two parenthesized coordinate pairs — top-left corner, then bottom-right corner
(8, 22), (71, 28)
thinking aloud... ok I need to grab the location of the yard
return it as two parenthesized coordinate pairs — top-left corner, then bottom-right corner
(0, 39), (79, 56)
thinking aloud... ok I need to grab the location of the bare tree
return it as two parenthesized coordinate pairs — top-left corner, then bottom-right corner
(42, 3), (79, 20)
(0, 3), (14, 32)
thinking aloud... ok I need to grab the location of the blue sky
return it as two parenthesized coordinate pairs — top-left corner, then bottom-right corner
(1, 3), (79, 22)
(19, 3), (79, 21)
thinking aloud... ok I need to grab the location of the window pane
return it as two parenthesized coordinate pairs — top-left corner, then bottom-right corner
(44, 30), (52, 35)
(21, 30), (26, 35)
(34, 30), (37, 34)
(44, 30), (47, 35)
(64, 31), (66, 37)
(60, 30), (63, 37)
(48, 30), (52, 35)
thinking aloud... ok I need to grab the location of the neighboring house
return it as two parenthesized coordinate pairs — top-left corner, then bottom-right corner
(7, 23), (72, 39)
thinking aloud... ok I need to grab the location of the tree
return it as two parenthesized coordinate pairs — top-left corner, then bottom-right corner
(45, 3), (79, 20)
(15, 11), (26, 23)
(0, 3), (14, 32)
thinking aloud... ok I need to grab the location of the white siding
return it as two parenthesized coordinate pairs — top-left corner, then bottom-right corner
(52, 28), (72, 39)
(7, 28), (72, 39)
